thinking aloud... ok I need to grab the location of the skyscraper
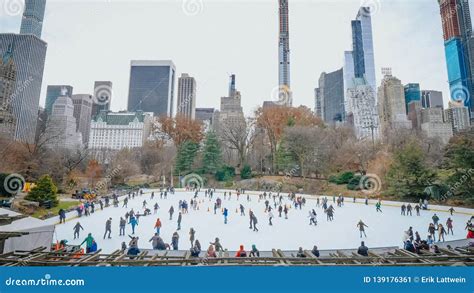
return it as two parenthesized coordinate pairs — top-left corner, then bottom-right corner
(127, 60), (175, 117)
(20, 0), (46, 39)
(92, 81), (112, 118)
(314, 68), (344, 124)
(45, 91), (83, 150)
(0, 0), (48, 142)
(0, 46), (17, 138)
(404, 83), (421, 113)
(71, 94), (93, 145)
(177, 73), (196, 119)
(421, 90), (444, 109)
(346, 78), (379, 141)
(45, 85), (73, 115)
(377, 73), (412, 139)
(344, 6), (376, 112)
(278, 0), (292, 106)
(438, 0), (473, 114)
(0, 34), (47, 142)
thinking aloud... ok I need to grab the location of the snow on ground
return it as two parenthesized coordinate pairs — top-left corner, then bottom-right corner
(53, 190), (473, 253)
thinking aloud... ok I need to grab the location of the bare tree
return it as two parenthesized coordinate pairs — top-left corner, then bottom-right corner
(218, 117), (256, 167)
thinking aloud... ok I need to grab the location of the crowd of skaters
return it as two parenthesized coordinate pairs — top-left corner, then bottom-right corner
(59, 187), (474, 258)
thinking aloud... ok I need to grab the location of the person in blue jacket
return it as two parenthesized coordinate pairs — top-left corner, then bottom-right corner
(129, 216), (138, 234)
(223, 208), (229, 224)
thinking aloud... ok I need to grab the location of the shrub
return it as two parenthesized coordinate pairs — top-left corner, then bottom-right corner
(26, 175), (59, 206)
(240, 165), (252, 179)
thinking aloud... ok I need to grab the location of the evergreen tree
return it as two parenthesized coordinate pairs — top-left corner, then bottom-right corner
(175, 141), (199, 174)
(385, 141), (436, 199)
(26, 175), (59, 206)
(275, 141), (296, 173)
(241, 164), (252, 179)
(443, 131), (474, 202)
(201, 131), (222, 174)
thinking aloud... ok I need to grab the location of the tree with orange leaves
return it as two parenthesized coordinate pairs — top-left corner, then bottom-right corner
(255, 105), (322, 173)
(155, 115), (204, 147)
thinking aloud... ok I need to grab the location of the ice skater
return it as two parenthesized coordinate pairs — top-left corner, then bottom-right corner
(177, 212), (182, 230)
(432, 213), (440, 226)
(119, 217), (126, 236)
(73, 221), (84, 239)
(189, 228), (196, 248)
(129, 216), (138, 234)
(210, 237), (224, 252)
(223, 208), (229, 224)
(446, 218), (454, 235)
(80, 233), (95, 253)
(401, 204), (406, 216)
(171, 232), (179, 250)
(240, 204), (245, 216)
(438, 224), (447, 242)
(268, 210), (274, 226)
(414, 204), (420, 216)
(407, 204), (412, 216)
(154, 218), (162, 235)
(103, 218), (112, 239)
(169, 206), (174, 220)
(448, 207), (455, 216)
(357, 220), (368, 238)
(309, 209), (317, 225)
(375, 201), (382, 213)
(122, 197), (128, 208)
(428, 223), (436, 241)
(142, 200), (147, 208)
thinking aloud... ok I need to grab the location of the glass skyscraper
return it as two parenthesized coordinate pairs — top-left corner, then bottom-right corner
(404, 83), (421, 113)
(439, 0), (473, 114)
(0, 34), (47, 142)
(20, 0), (47, 39)
(45, 85), (73, 115)
(315, 68), (345, 124)
(127, 60), (176, 117)
(343, 6), (377, 124)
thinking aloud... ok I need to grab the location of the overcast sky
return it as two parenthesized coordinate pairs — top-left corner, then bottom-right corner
(0, 0), (467, 116)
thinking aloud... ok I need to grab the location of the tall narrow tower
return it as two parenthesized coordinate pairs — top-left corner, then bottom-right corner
(278, 0), (292, 106)
(20, 0), (47, 39)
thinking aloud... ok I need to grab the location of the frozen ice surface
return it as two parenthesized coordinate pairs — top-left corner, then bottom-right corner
(53, 190), (472, 253)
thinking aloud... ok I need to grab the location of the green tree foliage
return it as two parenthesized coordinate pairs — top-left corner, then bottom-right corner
(175, 141), (199, 174)
(442, 131), (474, 202)
(25, 175), (59, 206)
(385, 141), (436, 199)
(275, 142), (296, 173)
(215, 165), (236, 182)
(329, 171), (355, 185)
(201, 131), (222, 174)
(240, 164), (252, 179)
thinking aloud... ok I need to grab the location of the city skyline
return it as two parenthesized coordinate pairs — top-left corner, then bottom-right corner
(0, 0), (464, 116)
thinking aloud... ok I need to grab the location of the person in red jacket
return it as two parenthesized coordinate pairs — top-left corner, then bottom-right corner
(235, 245), (247, 257)
(154, 218), (162, 235)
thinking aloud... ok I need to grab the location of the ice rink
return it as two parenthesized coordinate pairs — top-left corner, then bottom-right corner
(53, 190), (473, 253)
